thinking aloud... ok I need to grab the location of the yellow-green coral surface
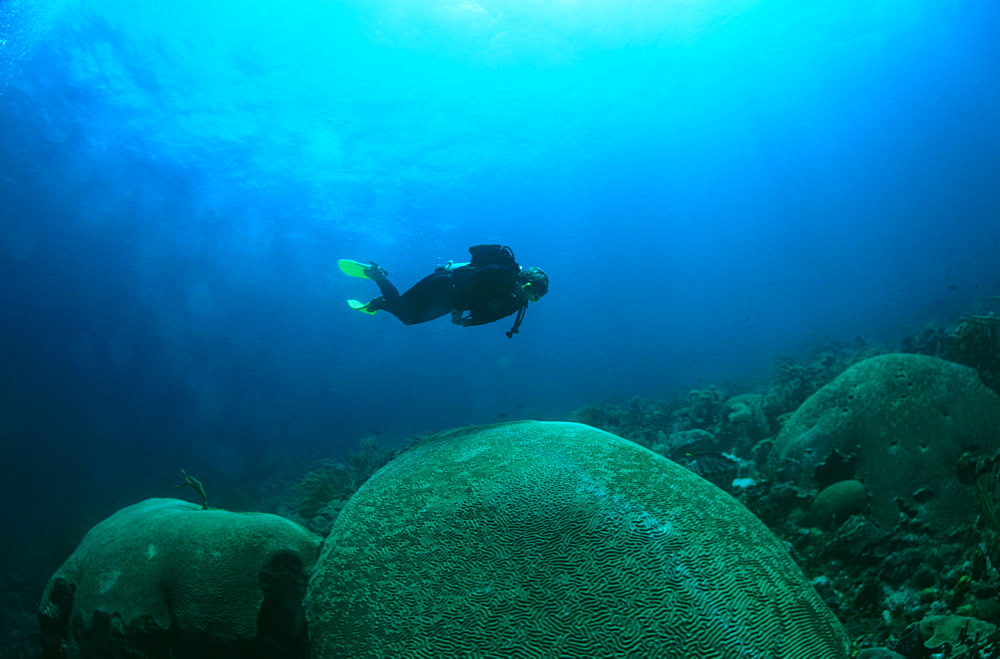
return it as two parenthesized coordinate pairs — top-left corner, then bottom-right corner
(40, 498), (321, 657)
(306, 421), (849, 658)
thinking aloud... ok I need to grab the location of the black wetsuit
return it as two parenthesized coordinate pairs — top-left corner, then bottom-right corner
(364, 244), (532, 337)
(370, 263), (524, 326)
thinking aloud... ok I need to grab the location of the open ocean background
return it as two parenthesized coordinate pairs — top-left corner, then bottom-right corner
(1, 0), (998, 629)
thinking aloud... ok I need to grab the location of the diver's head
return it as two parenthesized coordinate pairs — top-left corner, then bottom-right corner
(516, 267), (548, 303)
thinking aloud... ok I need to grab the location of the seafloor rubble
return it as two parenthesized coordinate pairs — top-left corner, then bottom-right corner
(8, 309), (1000, 657)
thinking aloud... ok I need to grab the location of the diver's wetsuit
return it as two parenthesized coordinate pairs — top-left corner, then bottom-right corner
(368, 264), (524, 326)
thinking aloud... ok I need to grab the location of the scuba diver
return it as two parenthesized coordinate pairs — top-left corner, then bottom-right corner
(339, 244), (548, 338)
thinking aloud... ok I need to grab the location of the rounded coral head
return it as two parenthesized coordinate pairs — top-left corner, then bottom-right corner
(306, 420), (850, 658)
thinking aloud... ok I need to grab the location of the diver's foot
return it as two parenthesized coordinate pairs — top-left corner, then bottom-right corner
(363, 262), (388, 280)
(347, 298), (381, 315)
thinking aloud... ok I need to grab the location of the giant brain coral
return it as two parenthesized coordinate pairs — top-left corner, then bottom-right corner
(306, 421), (849, 658)
(769, 353), (1000, 532)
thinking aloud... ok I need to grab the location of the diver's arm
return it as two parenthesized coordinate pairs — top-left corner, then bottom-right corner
(453, 311), (494, 327)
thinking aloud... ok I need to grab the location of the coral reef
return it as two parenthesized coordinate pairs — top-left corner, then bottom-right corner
(970, 451), (1000, 533)
(287, 435), (397, 535)
(571, 387), (759, 494)
(902, 299), (1000, 395)
(566, 316), (1000, 655)
(570, 340), (884, 495)
(762, 338), (883, 426)
(17, 302), (1000, 657)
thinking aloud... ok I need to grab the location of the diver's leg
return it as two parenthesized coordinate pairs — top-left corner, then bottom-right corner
(364, 264), (400, 300)
(355, 267), (400, 315)
(377, 272), (453, 325)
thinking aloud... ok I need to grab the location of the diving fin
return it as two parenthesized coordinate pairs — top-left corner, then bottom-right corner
(347, 299), (378, 315)
(339, 259), (388, 281)
(338, 259), (373, 279)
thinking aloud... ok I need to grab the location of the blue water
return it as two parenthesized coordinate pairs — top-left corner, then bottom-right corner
(1, 0), (997, 574)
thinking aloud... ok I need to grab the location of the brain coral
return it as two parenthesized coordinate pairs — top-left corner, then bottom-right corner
(769, 353), (1000, 532)
(306, 421), (848, 658)
(39, 498), (321, 658)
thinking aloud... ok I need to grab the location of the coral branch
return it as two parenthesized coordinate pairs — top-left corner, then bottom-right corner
(177, 469), (209, 510)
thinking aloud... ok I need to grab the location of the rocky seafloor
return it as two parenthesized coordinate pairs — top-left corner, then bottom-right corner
(5, 307), (1000, 658)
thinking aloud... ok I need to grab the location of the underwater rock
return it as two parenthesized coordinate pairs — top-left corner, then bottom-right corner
(769, 354), (1000, 533)
(306, 420), (850, 658)
(39, 498), (321, 658)
(811, 480), (867, 529)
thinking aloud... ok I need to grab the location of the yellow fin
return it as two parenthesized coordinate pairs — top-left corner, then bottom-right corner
(347, 299), (378, 315)
(338, 259), (372, 279)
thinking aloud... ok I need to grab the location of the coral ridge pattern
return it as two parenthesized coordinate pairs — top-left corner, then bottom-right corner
(306, 420), (850, 658)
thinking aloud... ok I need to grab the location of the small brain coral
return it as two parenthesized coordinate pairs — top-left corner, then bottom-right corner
(769, 354), (1000, 532)
(306, 421), (849, 658)
(39, 498), (321, 658)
